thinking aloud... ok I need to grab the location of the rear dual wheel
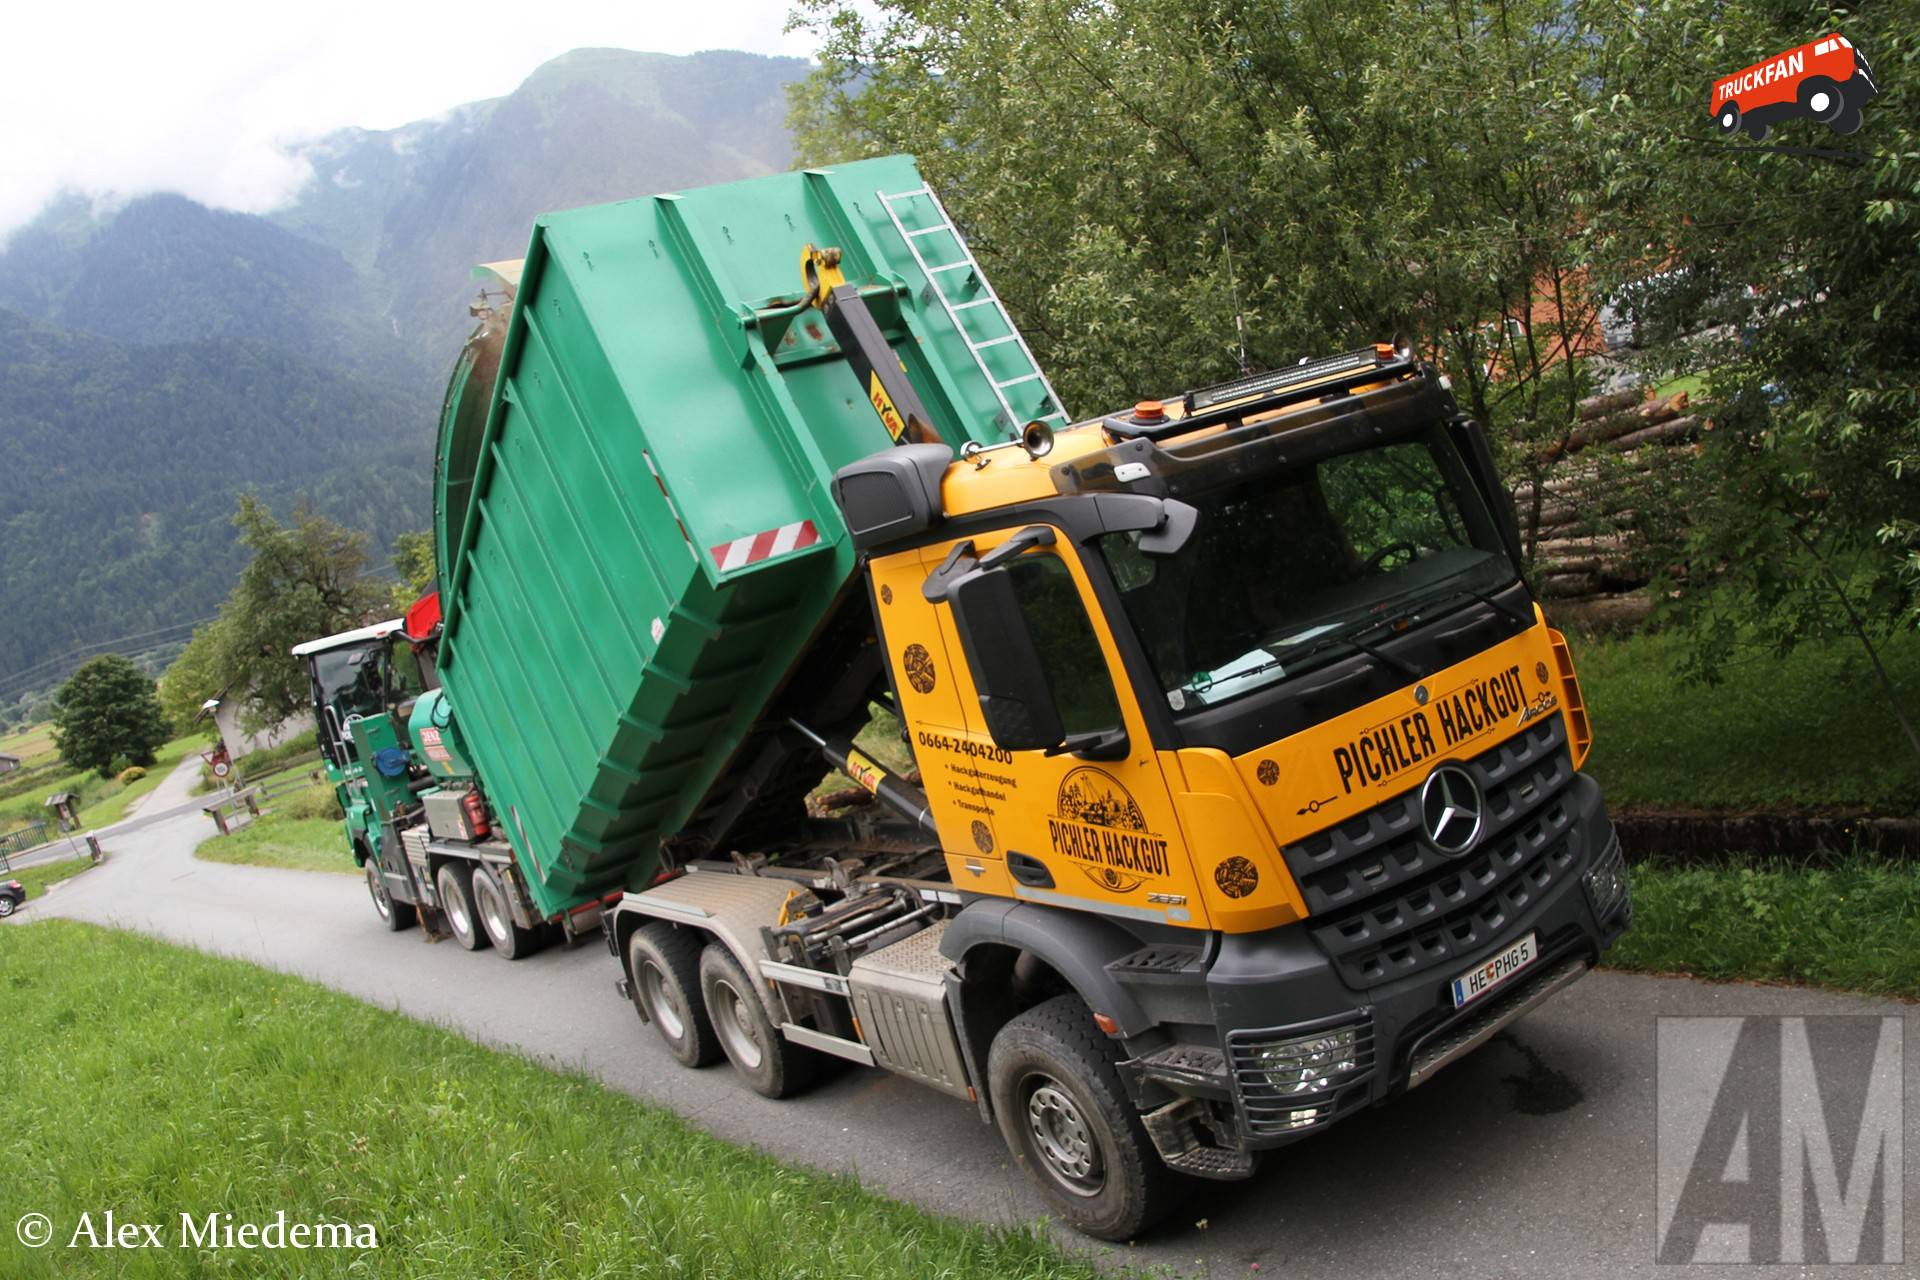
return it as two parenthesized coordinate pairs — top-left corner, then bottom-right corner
(626, 924), (720, 1067)
(435, 862), (487, 951)
(470, 864), (541, 960)
(699, 944), (820, 1098)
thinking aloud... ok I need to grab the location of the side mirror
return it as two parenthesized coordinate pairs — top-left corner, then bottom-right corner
(946, 567), (1067, 752)
(1447, 415), (1525, 569)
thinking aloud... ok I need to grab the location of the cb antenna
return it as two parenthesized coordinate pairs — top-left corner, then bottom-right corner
(1222, 227), (1250, 375)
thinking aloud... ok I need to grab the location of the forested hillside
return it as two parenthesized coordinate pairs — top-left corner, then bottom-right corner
(0, 47), (806, 691)
(0, 308), (426, 685)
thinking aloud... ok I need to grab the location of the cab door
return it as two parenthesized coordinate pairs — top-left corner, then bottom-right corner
(927, 526), (1210, 929)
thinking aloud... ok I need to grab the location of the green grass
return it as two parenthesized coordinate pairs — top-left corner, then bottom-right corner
(0, 920), (1100, 1280)
(0, 721), (59, 766)
(0, 734), (205, 832)
(7, 855), (98, 901)
(197, 805), (353, 875)
(1609, 853), (1920, 999)
(1575, 627), (1920, 812)
(1652, 372), (1707, 401)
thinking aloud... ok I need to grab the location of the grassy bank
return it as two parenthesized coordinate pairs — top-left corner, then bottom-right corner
(198, 814), (353, 875)
(1610, 853), (1920, 999)
(1576, 627), (1920, 813)
(7, 854), (98, 901)
(0, 920), (1097, 1280)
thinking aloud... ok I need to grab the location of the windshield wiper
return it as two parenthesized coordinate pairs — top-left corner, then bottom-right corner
(1281, 620), (1422, 683)
(1410, 581), (1531, 629)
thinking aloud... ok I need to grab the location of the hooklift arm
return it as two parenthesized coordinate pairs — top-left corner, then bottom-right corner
(788, 718), (939, 840)
(803, 245), (943, 446)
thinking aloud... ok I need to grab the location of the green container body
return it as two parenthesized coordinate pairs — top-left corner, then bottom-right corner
(433, 156), (1026, 919)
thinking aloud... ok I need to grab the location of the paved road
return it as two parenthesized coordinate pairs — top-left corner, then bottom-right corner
(16, 759), (1918, 1277)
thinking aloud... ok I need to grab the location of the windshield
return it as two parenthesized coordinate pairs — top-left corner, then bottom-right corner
(1097, 427), (1517, 711)
(312, 644), (387, 723)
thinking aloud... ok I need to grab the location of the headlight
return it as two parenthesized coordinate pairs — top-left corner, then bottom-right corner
(1582, 834), (1630, 924)
(1252, 1026), (1361, 1094)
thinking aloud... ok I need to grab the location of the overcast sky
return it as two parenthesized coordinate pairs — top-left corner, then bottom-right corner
(0, 0), (825, 238)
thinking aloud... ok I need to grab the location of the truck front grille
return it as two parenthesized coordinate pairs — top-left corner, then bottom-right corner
(1281, 718), (1578, 989)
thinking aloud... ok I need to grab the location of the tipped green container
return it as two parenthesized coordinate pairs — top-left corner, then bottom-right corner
(432, 156), (1031, 918)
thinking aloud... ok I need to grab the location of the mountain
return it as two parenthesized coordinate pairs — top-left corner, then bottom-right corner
(278, 47), (807, 367)
(0, 47), (809, 691)
(0, 307), (426, 689)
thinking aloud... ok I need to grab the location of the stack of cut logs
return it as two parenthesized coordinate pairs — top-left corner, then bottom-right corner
(1512, 382), (1700, 631)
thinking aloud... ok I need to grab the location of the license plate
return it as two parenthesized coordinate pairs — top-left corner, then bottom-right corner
(1450, 932), (1537, 1008)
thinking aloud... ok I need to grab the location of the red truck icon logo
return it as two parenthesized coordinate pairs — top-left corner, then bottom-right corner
(1712, 33), (1877, 140)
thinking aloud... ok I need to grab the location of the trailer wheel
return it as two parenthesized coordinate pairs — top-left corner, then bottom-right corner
(987, 994), (1179, 1241)
(698, 944), (819, 1098)
(435, 863), (488, 951)
(471, 865), (540, 960)
(365, 860), (416, 932)
(627, 924), (720, 1067)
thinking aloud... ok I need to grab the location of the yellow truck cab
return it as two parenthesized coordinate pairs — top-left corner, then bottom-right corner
(623, 340), (1630, 1237)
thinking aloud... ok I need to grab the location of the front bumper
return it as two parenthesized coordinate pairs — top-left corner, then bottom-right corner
(1133, 723), (1629, 1164)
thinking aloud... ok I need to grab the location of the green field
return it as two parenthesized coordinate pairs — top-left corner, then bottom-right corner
(0, 921), (1098, 1280)
(1610, 853), (1920, 999)
(1576, 627), (1920, 813)
(0, 731), (205, 835)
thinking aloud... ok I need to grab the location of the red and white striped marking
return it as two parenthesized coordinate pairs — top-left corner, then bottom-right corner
(710, 520), (820, 571)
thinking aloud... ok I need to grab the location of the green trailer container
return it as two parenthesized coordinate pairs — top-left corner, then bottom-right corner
(434, 156), (1058, 920)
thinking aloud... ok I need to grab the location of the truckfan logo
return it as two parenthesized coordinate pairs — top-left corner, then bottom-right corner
(1047, 768), (1170, 893)
(1711, 33), (1878, 141)
(1420, 764), (1484, 855)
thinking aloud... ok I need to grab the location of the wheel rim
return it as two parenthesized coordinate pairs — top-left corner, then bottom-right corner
(639, 959), (686, 1040)
(710, 977), (764, 1070)
(441, 876), (471, 936)
(1024, 1076), (1104, 1196)
(476, 876), (509, 942)
(367, 867), (391, 920)
(1809, 91), (1831, 113)
(0, 897), (15, 917)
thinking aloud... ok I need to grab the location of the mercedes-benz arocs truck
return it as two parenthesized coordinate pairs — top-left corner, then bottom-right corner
(296, 155), (1631, 1238)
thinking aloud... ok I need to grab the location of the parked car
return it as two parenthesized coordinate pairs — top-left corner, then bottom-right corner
(0, 879), (24, 917)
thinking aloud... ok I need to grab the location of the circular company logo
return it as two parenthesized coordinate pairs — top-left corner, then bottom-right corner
(1214, 856), (1260, 899)
(880, 584), (894, 605)
(902, 643), (937, 694)
(1255, 760), (1279, 786)
(971, 820), (994, 854)
(1419, 764), (1485, 855)
(1535, 661), (1550, 685)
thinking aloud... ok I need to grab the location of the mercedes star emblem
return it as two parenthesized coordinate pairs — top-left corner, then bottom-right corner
(1420, 764), (1484, 855)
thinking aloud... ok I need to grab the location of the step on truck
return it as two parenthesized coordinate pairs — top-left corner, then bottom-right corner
(295, 156), (1631, 1238)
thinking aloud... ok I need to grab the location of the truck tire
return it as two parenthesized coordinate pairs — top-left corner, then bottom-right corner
(365, 860), (416, 932)
(471, 864), (541, 960)
(987, 994), (1179, 1241)
(1798, 76), (1844, 125)
(435, 863), (488, 951)
(698, 944), (819, 1098)
(627, 924), (720, 1067)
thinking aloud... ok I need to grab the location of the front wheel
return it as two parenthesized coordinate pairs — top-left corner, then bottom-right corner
(365, 856), (415, 931)
(987, 994), (1180, 1240)
(471, 864), (541, 960)
(1715, 101), (1741, 135)
(1798, 76), (1844, 124)
(0, 895), (17, 918)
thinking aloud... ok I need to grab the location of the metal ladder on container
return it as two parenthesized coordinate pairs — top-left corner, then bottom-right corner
(875, 184), (1070, 434)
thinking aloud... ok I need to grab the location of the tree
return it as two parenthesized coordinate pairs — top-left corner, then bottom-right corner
(51, 655), (170, 776)
(1581, 2), (1920, 756)
(390, 530), (437, 611)
(159, 495), (388, 735)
